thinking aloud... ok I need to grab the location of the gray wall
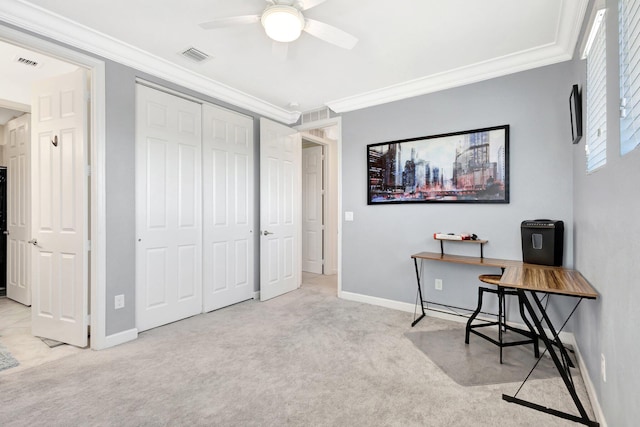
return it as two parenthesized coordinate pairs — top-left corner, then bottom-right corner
(341, 61), (578, 322)
(104, 61), (137, 334)
(572, 1), (640, 425)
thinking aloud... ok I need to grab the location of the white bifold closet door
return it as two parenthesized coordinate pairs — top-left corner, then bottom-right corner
(202, 104), (254, 312)
(135, 85), (202, 332)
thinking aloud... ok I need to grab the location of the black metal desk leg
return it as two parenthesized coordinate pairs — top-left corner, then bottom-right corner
(411, 258), (426, 327)
(502, 290), (598, 427)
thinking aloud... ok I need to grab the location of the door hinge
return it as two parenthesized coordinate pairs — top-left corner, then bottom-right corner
(86, 165), (91, 176)
(86, 314), (91, 324)
(86, 240), (91, 251)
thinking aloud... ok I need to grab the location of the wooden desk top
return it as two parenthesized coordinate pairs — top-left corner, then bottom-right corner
(412, 251), (521, 268)
(411, 251), (598, 299)
(500, 265), (598, 299)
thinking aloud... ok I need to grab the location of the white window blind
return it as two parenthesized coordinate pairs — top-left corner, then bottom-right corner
(620, 0), (640, 155)
(586, 13), (607, 173)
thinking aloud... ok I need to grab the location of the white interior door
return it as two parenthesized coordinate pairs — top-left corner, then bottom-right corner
(31, 69), (88, 347)
(260, 118), (301, 301)
(302, 145), (323, 274)
(6, 114), (31, 306)
(135, 84), (202, 332)
(202, 103), (254, 312)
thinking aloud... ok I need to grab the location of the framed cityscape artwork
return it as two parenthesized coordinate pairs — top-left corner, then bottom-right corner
(367, 125), (509, 204)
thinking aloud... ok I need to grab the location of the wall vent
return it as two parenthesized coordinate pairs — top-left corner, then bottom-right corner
(181, 47), (211, 63)
(15, 56), (40, 67)
(301, 107), (331, 124)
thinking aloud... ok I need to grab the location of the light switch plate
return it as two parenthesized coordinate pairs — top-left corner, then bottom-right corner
(345, 211), (354, 221)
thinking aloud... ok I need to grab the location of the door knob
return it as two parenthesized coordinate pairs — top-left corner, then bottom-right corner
(27, 239), (38, 246)
(262, 230), (274, 236)
(2, 230), (8, 235)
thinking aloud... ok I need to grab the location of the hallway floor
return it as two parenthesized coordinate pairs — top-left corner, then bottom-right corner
(0, 297), (83, 376)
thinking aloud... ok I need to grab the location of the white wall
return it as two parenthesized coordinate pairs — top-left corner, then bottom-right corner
(572, 1), (640, 425)
(341, 60), (578, 321)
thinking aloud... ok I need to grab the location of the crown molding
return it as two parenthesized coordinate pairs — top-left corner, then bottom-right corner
(0, 0), (587, 118)
(328, 0), (588, 113)
(0, 0), (300, 124)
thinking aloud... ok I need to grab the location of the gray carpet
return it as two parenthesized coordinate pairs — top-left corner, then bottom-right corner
(0, 342), (19, 372)
(0, 278), (593, 426)
(406, 328), (560, 386)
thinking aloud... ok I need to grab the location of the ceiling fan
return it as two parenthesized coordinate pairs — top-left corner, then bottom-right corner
(199, 0), (358, 50)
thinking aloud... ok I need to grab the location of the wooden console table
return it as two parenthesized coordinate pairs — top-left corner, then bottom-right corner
(410, 251), (599, 426)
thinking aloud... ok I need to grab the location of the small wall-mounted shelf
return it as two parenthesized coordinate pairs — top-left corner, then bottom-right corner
(434, 237), (488, 258)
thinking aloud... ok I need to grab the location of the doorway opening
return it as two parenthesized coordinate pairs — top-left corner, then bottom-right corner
(0, 38), (89, 369)
(297, 118), (341, 295)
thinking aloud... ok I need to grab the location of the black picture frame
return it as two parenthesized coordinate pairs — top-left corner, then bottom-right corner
(570, 84), (583, 144)
(367, 125), (509, 204)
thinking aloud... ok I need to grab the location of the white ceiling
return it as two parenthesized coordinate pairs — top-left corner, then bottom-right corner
(0, 0), (588, 123)
(0, 40), (78, 124)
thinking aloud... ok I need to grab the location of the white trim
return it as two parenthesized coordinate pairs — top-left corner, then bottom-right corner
(0, 99), (30, 112)
(570, 335), (609, 427)
(0, 23), (108, 351)
(328, 0), (588, 113)
(581, 8), (607, 59)
(328, 44), (571, 113)
(0, 0), (588, 118)
(0, 0), (300, 125)
(340, 291), (417, 313)
(253, 291), (261, 300)
(103, 328), (139, 348)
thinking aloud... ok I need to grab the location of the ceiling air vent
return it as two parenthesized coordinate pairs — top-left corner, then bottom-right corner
(181, 47), (211, 63)
(301, 107), (331, 124)
(15, 56), (41, 68)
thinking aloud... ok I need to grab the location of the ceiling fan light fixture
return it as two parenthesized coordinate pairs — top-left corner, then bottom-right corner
(261, 5), (305, 43)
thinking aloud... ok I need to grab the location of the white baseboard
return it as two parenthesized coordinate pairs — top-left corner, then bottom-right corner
(97, 328), (138, 349)
(339, 290), (606, 425)
(340, 291), (417, 313)
(567, 335), (608, 427)
(253, 291), (260, 300)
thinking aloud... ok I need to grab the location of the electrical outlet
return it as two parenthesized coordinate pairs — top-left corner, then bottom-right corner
(114, 294), (125, 310)
(435, 279), (443, 290)
(601, 353), (606, 382)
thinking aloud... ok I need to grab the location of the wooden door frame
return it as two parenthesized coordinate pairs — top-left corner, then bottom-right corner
(295, 118), (342, 294)
(0, 25), (111, 349)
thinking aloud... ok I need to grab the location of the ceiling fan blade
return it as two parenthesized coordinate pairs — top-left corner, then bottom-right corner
(272, 41), (289, 61)
(303, 19), (358, 50)
(199, 15), (260, 30)
(299, 0), (328, 11)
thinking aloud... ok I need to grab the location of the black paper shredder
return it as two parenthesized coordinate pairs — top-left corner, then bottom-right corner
(521, 220), (564, 266)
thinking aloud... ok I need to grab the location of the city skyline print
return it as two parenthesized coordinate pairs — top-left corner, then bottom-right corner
(367, 125), (509, 204)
